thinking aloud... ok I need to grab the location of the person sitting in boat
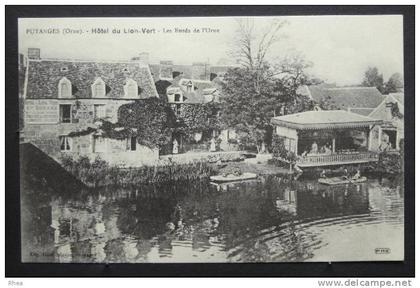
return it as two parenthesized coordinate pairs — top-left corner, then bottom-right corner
(352, 169), (361, 180)
(342, 168), (349, 180)
(320, 170), (327, 178)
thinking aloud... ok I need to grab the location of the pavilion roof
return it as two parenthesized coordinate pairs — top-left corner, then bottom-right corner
(271, 110), (382, 130)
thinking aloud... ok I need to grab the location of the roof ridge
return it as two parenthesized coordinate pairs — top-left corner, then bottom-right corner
(326, 87), (379, 90)
(29, 58), (149, 66)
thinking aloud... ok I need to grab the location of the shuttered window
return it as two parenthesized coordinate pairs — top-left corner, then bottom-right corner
(59, 136), (72, 151)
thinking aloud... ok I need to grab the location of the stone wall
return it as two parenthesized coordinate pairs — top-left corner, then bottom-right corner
(24, 99), (159, 166)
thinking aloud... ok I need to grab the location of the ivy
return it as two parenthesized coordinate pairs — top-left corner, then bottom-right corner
(115, 98), (174, 149)
(175, 102), (221, 138)
(65, 98), (222, 150)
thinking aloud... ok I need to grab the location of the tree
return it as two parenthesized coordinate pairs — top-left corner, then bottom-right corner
(230, 19), (287, 93)
(221, 20), (314, 152)
(384, 73), (403, 94)
(362, 67), (385, 93)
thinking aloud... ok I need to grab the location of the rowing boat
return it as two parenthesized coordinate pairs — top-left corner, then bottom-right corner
(210, 172), (258, 183)
(318, 176), (367, 185)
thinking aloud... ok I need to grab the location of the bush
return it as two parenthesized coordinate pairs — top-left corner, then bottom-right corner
(272, 134), (288, 159)
(377, 151), (403, 174)
(271, 134), (297, 163)
(59, 156), (217, 187)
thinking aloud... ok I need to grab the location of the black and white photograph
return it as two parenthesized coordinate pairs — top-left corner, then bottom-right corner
(16, 13), (407, 265)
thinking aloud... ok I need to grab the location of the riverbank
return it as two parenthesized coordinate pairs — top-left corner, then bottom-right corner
(60, 155), (217, 187)
(58, 152), (293, 187)
(213, 161), (292, 177)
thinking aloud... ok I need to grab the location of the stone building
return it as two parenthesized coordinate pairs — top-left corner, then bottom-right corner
(144, 56), (237, 153)
(368, 92), (404, 151)
(22, 48), (160, 167)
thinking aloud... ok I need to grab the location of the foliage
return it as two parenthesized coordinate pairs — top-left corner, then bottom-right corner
(377, 151), (403, 174)
(220, 65), (313, 152)
(176, 102), (221, 138)
(271, 134), (288, 158)
(389, 102), (404, 119)
(384, 73), (403, 94)
(59, 155), (217, 187)
(362, 68), (403, 95)
(362, 67), (385, 93)
(271, 134), (297, 163)
(116, 98), (174, 149)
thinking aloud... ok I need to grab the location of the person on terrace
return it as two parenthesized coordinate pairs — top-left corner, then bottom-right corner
(310, 141), (318, 154)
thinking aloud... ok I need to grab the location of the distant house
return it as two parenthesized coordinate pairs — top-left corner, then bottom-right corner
(298, 85), (385, 115)
(23, 48), (160, 166)
(368, 92), (404, 151)
(300, 84), (404, 151)
(149, 59), (236, 153)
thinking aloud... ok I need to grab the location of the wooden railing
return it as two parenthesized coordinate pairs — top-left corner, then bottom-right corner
(297, 151), (378, 166)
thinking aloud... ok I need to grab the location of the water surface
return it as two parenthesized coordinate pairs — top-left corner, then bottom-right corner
(21, 174), (404, 262)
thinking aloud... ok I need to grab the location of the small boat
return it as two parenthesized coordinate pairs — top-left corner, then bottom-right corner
(210, 172), (258, 183)
(318, 176), (367, 185)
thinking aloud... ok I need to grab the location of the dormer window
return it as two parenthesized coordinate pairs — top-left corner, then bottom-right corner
(60, 66), (68, 72)
(58, 77), (72, 98)
(124, 79), (138, 98)
(174, 93), (182, 103)
(92, 78), (106, 98)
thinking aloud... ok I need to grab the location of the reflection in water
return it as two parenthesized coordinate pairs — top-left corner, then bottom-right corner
(21, 174), (404, 263)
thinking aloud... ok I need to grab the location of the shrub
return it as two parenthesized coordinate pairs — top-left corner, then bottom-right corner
(272, 134), (288, 159)
(59, 155), (217, 187)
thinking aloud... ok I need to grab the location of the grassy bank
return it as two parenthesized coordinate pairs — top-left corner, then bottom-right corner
(60, 155), (217, 187)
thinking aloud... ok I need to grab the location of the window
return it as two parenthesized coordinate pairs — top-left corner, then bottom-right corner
(59, 104), (72, 123)
(59, 136), (72, 151)
(58, 77), (72, 98)
(174, 94), (181, 103)
(92, 78), (106, 98)
(124, 79), (138, 98)
(94, 104), (106, 119)
(93, 136), (107, 153)
(128, 137), (137, 151)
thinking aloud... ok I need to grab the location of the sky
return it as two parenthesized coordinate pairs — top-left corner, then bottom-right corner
(19, 16), (403, 85)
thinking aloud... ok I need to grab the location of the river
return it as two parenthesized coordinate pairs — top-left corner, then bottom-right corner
(21, 174), (404, 263)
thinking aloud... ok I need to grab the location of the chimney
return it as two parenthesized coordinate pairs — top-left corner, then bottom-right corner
(138, 52), (149, 65)
(28, 48), (40, 60)
(159, 60), (173, 79)
(192, 62), (209, 80)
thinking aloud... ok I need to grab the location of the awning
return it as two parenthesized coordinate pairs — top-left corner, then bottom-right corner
(271, 110), (382, 130)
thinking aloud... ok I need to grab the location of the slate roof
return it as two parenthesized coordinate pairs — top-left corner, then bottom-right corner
(167, 78), (218, 104)
(150, 63), (232, 82)
(306, 85), (385, 110)
(348, 108), (375, 116)
(271, 110), (382, 130)
(389, 92), (404, 106)
(26, 59), (158, 99)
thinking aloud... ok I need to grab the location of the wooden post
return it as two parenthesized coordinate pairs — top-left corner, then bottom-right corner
(378, 126), (382, 149)
(366, 128), (371, 151)
(332, 137), (336, 153)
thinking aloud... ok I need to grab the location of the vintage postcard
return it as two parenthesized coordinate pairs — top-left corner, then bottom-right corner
(18, 15), (405, 263)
